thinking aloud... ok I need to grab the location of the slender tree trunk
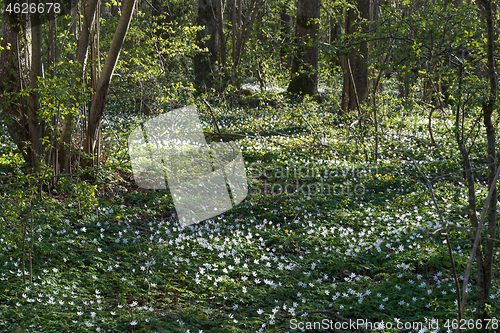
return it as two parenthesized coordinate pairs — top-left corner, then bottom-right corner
(279, 2), (292, 70)
(0, 2), (30, 163)
(48, 13), (59, 176)
(0, 0), (46, 169)
(477, 0), (497, 320)
(397, 4), (411, 101)
(27, 12), (44, 168)
(329, 10), (342, 70)
(84, 0), (137, 169)
(59, 0), (100, 172)
(194, 0), (218, 92)
(341, 0), (371, 113)
(287, 0), (320, 96)
(232, 0), (262, 70)
(217, 0), (226, 68)
(236, 0), (242, 61)
(231, 0), (237, 62)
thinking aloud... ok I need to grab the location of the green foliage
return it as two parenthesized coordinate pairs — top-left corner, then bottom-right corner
(1, 0), (500, 331)
(1, 89), (500, 331)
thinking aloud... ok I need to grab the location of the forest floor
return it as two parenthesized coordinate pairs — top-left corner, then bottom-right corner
(0, 85), (499, 332)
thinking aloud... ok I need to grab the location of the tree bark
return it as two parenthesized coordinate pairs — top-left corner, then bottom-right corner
(217, 0), (226, 68)
(231, 0), (238, 63)
(27, 11), (44, 168)
(341, 0), (371, 113)
(48, 12), (58, 176)
(194, 0), (218, 92)
(477, 0), (497, 320)
(231, 0), (262, 75)
(59, 0), (100, 173)
(329, 8), (342, 70)
(84, 0), (137, 169)
(287, 0), (320, 96)
(279, 2), (292, 70)
(0, 2), (30, 163)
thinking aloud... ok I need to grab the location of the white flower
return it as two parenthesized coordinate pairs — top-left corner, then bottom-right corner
(257, 309), (264, 315)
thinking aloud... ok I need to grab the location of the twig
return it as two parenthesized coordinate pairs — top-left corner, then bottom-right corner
(202, 98), (222, 134)
(298, 112), (324, 146)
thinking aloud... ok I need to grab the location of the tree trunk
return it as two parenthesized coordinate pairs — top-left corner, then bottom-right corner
(231, 0), (238, 63)
(194, 0), (218, 92)
(477, 0), (497, 320)
(325, 4), (343, 72)
(48, 13), (59, 176)
(279, 2), (292, 70)
(217, 0), (227, 68)
(59, 0), (100, 173)
(287, 0), (320, 96)
(27, 12), (44, 168)
(0, 3), (30, 163)
(231, 0), (262, 80)
(341, 0), (371, 113)
(0, 0), (45, 169)
(397, 3), (411, 100)
(84, 0), (137, 169)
